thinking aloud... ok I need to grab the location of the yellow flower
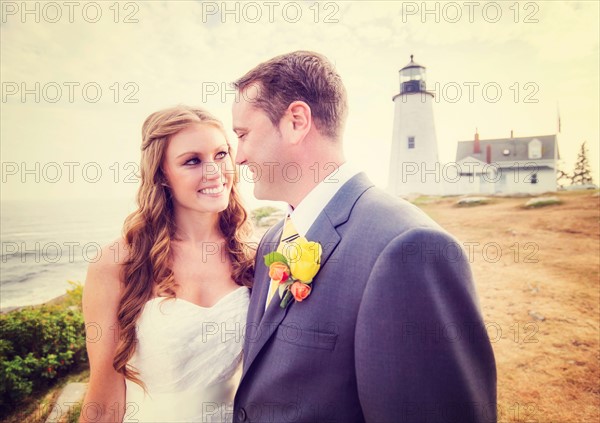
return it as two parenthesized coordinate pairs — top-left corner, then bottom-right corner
(283, 237), (322, 282)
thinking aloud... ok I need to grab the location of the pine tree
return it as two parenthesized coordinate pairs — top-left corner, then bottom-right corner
(571, 141), (594, 186)
(556, 164), (571, 189)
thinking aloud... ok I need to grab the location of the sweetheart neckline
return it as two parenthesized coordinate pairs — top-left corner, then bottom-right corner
(145, 286), (247, 311)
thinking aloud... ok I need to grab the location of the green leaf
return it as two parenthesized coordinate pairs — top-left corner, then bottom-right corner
(264, 251), (288, 268)
(278, 281), (293, 299)
(279, 290), (293, 309)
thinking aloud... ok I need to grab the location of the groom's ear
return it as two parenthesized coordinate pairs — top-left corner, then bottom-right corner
(281, 101), (311, 145)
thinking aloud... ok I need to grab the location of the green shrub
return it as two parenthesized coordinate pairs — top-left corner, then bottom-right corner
(523, 196), (562, 208)
(456, 197), (491, 207)
(64, 280), (84, 308)
(251, 206), (282, 222)
(0, 282), (86, 415)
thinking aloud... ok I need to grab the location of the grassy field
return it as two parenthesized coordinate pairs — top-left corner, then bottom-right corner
(416, 190), (600, 423)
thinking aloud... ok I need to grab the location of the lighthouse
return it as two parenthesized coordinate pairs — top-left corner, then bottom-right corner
(387, 55), (441, 196)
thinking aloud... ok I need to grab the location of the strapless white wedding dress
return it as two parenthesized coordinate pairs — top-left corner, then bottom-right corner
(124, 287), (249, 423)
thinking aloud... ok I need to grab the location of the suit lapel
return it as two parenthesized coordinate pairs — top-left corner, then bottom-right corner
(240, 173), (374, 382)
(242, 221), (283, 364)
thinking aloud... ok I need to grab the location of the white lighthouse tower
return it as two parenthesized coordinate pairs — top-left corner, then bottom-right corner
(387, 55), (440, 196)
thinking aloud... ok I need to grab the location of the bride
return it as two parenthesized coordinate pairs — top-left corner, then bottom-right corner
(79, 106), (254, 423)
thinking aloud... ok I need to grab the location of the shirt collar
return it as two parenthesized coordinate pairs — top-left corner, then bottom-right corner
(288, 162), (361, 237)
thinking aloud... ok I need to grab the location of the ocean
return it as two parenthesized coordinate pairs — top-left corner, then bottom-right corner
(0, 198), (137, 311)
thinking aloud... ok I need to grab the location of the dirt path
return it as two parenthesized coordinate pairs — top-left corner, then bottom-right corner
(418, 191), (600, 422)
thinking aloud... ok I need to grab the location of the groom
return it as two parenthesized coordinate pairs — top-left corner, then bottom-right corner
(231, 51), (496, 423)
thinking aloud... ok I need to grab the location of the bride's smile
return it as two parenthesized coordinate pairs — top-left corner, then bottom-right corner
(162, 123), (235, 215)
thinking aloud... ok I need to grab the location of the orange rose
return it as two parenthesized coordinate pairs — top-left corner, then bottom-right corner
(290, 282), (311, 302)
(269, 262), (289, 284)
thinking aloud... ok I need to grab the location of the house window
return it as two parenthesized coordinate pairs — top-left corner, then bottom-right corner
(408, 136), (415, 149)
(531, 173), (538, 184)
(528, 139), (542, 159)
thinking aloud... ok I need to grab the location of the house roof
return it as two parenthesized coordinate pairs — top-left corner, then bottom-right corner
(456, 134), (558, 163)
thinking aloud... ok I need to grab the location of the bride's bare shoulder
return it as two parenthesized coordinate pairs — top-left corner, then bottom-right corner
(95, 237), (131, 268)
(84, 238), (130, 296)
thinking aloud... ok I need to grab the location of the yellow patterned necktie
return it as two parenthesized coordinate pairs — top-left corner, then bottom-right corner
(266, 216), (300, 306)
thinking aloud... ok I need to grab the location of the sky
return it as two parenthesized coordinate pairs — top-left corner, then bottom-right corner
(1, 0), (598, 211)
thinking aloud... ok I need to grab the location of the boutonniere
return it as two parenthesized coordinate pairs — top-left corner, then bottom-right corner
(264, 237), (323, 308)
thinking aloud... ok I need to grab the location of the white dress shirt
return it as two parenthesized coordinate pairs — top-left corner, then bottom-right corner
(265, 162), (361, 310)
(289, 162), (361, 237)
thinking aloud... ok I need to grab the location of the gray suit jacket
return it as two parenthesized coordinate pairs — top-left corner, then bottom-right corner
(233, 173), (497, 423)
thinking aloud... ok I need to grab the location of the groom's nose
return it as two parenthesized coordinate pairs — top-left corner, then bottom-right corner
(234, 145), (246, 165)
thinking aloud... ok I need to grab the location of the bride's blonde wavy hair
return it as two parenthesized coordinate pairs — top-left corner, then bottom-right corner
(113, 106), (254, 388)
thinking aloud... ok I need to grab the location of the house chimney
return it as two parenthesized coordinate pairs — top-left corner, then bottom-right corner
(486, 144), (492, 164)
(474, 129), (481, 154)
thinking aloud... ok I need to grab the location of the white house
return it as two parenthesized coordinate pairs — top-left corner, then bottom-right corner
(445, 132), (559, 195)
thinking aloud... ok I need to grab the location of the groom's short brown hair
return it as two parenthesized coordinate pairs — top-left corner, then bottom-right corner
(233, 50), (348, 141)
